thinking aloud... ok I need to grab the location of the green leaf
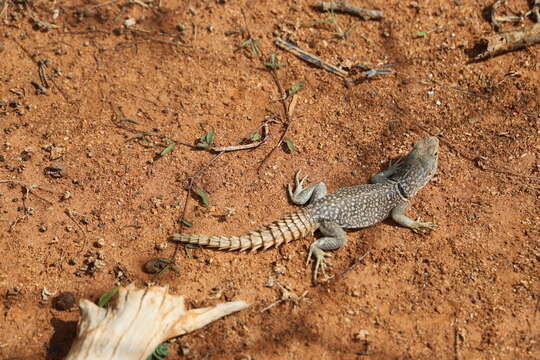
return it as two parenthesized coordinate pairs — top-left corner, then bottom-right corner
(415, 31), (428, 38)
(205, 129), (216, 145)
(285, 139), (296, 153)
(160, 142), (176, 156)
(288, 81), (305, 96)
(197, 129), (216, 148)
(264, 53), (286, 68)
(181, 218), (193, 227)
(240, 38), (260, 57)
(97, 286), (119, 308)
(146, 342), (169, 360)
(195, 188), (209, 206)
(250, 133), (261, 141)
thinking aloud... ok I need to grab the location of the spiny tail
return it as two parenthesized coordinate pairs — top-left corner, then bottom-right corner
(170, 209), (317, 252)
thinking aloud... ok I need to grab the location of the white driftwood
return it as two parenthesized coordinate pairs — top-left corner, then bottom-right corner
(65, 283), (249, 360)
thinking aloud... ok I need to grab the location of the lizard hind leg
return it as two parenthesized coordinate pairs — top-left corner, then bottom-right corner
(307, 221), (347, 282)
(288, 170), (328, 205)
(391, 202), (437, 233)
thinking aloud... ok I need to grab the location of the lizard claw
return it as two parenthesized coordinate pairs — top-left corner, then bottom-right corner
(287, 183), (294, 199)
(307, 244), (332, 282)
(387, 157), (404, 172)
(294, 170), (309, 189)
(411, 217), (437, 234)
(289, 170), (309, 199)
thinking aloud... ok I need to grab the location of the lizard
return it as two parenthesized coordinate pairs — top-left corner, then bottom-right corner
(171, 136), (439, 281)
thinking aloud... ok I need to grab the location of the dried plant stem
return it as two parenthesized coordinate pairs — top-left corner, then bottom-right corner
(313, 1), (383, 20)
(473, 22), (540, 60)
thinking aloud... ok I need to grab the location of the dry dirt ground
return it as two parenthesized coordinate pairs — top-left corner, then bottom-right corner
(0, 0), (539, 359)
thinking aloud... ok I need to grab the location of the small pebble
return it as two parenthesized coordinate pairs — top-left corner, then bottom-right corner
(124, 17), (136, 27)
(94, 237), (105, 248)
(60, 191), (72, 201)
(355, 329), (369, 341)
(143, 258), (169, 274)
(41, 287), (53, 301)
(44, 162), (66, 178)
(39, 224), (47, 232)
(20, 149), (32, 161)
(53, 292), (76, 310)
(143, 258), (179, 274)
(155, 243), (167, 251)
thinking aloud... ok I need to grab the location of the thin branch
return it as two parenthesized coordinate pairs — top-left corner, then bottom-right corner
(471, 22), (540, 60)
(312, 1), (383, 21)
(0, 179), (54, 204)
(240, 10), (297, 169)
(209, 124), (270, 152)
(275, 38), (348, 77)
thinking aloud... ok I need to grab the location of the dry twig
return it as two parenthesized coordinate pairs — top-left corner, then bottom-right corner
(527, 0), (540, 22)
(0, 179), (54, 232)
(209, 124), (270, 152)
(471, 22), (540, 60)
(454, 327), (464, 360)
(0, 179), (54, 205)
(275, 38), (348, 78)
(488, 0), (523, 31)
(240, 10), (297, 169)
(0, 0), (9, 18)
(260, 282), (309, 312)
(313, 1), (383, 20)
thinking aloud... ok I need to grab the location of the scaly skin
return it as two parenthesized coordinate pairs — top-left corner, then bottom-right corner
(171, 136), (439, 282)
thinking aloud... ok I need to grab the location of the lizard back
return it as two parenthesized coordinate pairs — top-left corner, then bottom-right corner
(307, 182), (404, 228)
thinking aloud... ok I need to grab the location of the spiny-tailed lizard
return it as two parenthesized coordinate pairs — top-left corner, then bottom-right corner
(171, 136), (439, 281)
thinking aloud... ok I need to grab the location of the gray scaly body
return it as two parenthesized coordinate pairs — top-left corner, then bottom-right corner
(171, 136), (439, 281)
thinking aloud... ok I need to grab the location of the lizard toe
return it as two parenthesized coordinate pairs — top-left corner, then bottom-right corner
(308, 245), (332, 282)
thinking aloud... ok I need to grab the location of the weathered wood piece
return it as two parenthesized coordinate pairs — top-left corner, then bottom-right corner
(65, 284), (249, 360)
(313, 1), (383, 20)
(473, 23), (540, 60)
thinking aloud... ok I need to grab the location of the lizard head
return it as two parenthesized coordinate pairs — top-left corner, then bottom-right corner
(412, 136), (439, 171)
(410, 135), (439, 177)
(398, 136), (439, 197)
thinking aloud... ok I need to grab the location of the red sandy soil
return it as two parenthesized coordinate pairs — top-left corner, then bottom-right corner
(0, 0), (539, 359)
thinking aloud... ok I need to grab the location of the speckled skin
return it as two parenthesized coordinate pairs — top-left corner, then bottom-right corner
(305, 182), (406, 228)
(171, 136), (439, 281)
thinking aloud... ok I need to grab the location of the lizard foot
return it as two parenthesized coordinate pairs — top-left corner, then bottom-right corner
(386, 157), (404, 172)
(288, 170), (309, 199)
(306, 244), (332, 282)
(410, 217), (437, 234)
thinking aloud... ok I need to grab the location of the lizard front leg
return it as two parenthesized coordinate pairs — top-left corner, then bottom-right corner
(307, 221), (347, 282)
(391, 202), (436, 233)
(288, 170), (328, 205)
(370, 157), (403, 184)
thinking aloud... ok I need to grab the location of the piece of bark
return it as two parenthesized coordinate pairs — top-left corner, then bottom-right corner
(65, 283), (249, 360)
(313, 1), (383, 20)
(472, 22), (540, 60)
